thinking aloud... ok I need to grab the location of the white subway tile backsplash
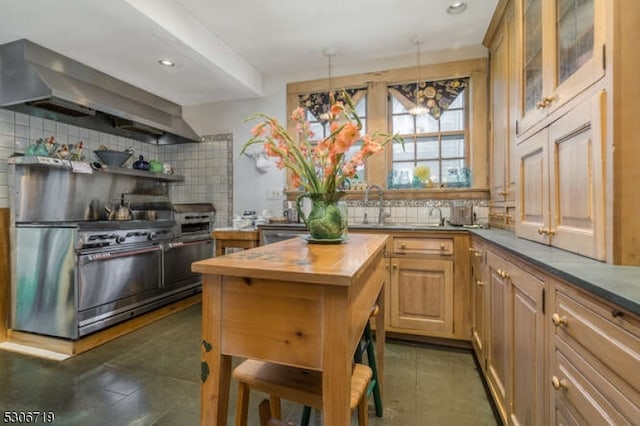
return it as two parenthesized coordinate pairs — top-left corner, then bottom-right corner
(29, 127), (44, 141)
(0, 121), (15, 136)
(14, 124), (29, 139)
(15, 113), (29, 126)
(29, 116), (43, 129)
(43, 119), (56, 132)
(0, 109), (14, 123)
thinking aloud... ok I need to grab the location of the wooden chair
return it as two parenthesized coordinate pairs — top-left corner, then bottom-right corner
(233, 359), (372, 426)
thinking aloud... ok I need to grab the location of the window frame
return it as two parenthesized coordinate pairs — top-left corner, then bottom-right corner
(286, 58), (488, 197)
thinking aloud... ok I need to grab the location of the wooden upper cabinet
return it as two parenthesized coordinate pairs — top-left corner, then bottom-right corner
(516, 90), (605, 260)
(518, 0), (605, 135)
(489, 8), (517, 204)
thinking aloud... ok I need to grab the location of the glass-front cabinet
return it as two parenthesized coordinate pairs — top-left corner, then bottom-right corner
(518, 0), (605, 134)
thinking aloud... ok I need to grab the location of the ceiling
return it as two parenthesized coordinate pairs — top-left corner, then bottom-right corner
(0, 0), (498, 106)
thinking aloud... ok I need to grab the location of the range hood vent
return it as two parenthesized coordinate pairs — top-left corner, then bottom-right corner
(0, 39), (201, 145)
(27, 98), (97, 117)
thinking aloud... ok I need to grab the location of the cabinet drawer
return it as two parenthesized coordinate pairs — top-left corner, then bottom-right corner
(553, 288), (640, 394)
(553, 336), (640, 424)
(393, 237), (453, 256)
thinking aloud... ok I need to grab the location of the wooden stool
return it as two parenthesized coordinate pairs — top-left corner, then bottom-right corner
(213, 229), (260, 256)
(233, 359), (372, 426)
(301, 304), (382, 425)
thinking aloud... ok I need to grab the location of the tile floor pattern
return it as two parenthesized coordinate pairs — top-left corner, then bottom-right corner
(0, 304), (499, 425)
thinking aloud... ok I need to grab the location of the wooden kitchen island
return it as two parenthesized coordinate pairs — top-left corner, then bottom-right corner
(192, 233), (389, 426)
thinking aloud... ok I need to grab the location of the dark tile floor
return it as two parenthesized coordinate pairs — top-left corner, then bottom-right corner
(0, 304), (499, 425)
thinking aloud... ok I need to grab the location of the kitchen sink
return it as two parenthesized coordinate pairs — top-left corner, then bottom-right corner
(349, 223), (446, 230)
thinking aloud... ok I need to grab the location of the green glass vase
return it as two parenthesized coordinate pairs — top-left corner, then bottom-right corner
(296, 192), (348, 241)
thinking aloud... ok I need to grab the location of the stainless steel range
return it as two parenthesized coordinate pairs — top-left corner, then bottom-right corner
(163, 203), (216, 291)
(9, 161), (212, 339)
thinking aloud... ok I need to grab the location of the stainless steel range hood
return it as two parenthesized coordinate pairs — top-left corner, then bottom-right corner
(0, 39), (201, 145)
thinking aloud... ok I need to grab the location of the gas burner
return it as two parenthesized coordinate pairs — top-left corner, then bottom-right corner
(76, 224), (174, 251)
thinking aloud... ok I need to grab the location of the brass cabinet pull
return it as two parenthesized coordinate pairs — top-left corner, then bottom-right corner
(497, 269), (509, 279)
(551, 313), (568, 327)
(440, 243), (446, 250)
(399, 243), (406, 249)
(469, 248), (483, 258)
(477, 280), (485, 287)
(498, 191), (508, 197)
(547, 228), (556, 236)
(536, 96), (556, 109)
(392, 264), (398, 269)
(538, 227), (546, 235)
(551, 376), (568, 390)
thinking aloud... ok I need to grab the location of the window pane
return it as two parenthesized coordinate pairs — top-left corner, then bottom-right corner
(416, 114), (439, 133)
(441, 135), (465, 158)
(391, 96), (408, 114)
(354, 97), (366, 116)
(442, 160), (465, 184)
(416, 160), (439, 183)
(416, 137), (439, 159)
(449, 91), (465, 109)
(392, 115), (414, 134)
(309, 122), (324, 139)
(440, 110), (465, 131)
(393, 141), (413, 161)
(359, 118), (367, 135)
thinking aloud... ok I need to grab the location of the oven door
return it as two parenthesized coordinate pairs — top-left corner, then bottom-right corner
(77, 245), (162, 336)
(163, 239), (213, 290)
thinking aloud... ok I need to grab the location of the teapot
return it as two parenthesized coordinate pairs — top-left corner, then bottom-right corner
(105, 198), (132, 221)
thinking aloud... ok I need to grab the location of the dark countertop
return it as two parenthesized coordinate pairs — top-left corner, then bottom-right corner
(469, 228), (640, 316)
(259, 223), (640, 315)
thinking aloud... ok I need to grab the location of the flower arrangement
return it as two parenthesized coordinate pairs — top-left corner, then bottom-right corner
(240, 92), (403, 194)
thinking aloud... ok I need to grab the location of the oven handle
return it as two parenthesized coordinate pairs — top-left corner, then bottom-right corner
(164, 240), (213, 251)
(78, 246), (162, 265)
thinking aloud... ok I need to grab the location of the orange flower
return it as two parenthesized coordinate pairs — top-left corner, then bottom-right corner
(251, 123), (266, 137)
(335, 122), (360, 153)
(291, 107), (305, 121)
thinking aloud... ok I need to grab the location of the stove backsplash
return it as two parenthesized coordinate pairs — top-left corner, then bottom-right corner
(0, 109), (232, 227)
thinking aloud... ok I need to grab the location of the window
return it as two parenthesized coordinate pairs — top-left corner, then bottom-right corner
(390, 87), (468, 187)
(303, 92), (368, 186)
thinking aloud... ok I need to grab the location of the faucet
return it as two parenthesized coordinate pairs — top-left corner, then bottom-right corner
(364, 184), (390, 224)
(429, 206), (445, 226)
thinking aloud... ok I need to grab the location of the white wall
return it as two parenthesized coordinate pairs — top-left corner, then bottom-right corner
(184, 44), (488, 218)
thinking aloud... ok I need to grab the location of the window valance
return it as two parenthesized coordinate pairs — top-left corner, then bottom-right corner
(388, 77), (469, 119)
(299, 88), (367, 122)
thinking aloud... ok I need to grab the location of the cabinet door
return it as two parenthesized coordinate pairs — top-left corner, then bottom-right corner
(509, 262), (546, 426)
(490, 3), (518, 204)
(550, 0), (605, 113)
(470, 243), (488, 367)
(519, 0), (547, 132)
(548, 90), (605, 260)
(518, 0), (605, 133)
(390, 258), (454, 335)
(490, 28), (509, 202)
(516, 128), (550, 244)
(486, 251), (511, 423)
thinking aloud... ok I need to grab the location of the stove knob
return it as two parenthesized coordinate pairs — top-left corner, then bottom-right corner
(148, 232), (157, 241)
(116, 235), (126, 244)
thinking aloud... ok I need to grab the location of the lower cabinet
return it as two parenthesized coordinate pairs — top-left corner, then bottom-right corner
(473, 236), (640, 425)
(390, 257), (454, 334)
(476, 240), (546, 425)
(549, 281), (640, 424)
(386, 233), (471, 341)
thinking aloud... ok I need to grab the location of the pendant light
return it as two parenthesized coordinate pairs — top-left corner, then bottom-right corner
(319, 47), (337, 121)
(409, 37), (428, 116)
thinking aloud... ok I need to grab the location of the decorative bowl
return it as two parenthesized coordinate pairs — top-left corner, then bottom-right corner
(94, 150), (132, 167)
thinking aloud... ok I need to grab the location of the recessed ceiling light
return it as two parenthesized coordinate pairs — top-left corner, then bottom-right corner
(447, 2), (467, 15)
(158, 59), (176, 67)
